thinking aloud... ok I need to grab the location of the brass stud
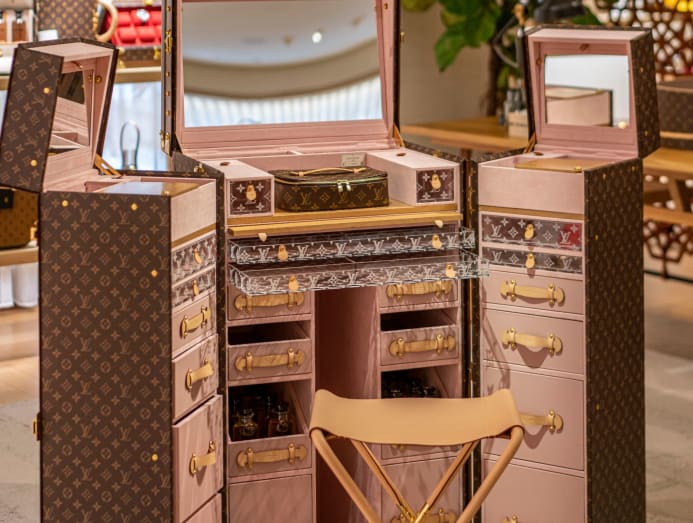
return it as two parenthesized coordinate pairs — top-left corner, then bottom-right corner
(644, 130), (649, 137)
(131, 203), (138, 211)
(151, 453), (159, 462)
(151, 270), (158, 278)
(43, 87), (51, 94)
(165, 110), (171, 117)
(594, 234), (599, 241)
(640, 67), (644, 73)
(95, 75), (102, 84)
(165, 72), (171, 77)
(165, 90), (171, 97)
(61, 200), (69, 207)
(30, 159), (37, 167)
(595, 404), (601, 411)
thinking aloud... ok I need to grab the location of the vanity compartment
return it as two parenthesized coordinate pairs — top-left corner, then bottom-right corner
(227, 475), (313, 523)
(228, 321), (312, 383)
(173, 334), (219, 422)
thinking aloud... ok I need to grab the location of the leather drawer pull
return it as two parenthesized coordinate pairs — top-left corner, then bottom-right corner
(386, 280), (453, 301)
(391, 508), (457, 523)
(234, 292), (305, 313)
(189, 441), (216, 475)
(389, 334), (455, 358)
(180, 306), (211, 338)
(235, 348), (305, 373)
(502, 328), (563, 355)
(236, 443), (307, 469)
(521, 410), (564, 433)
(502, 517), (519, 523)
(500, 280), (565, 306)
(185, 360), (214, 390)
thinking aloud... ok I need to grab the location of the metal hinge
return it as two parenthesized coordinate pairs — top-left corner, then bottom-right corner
(164, 29), (173, 55)
(32, 413), (41, 441)
(160, 130), (171, 155)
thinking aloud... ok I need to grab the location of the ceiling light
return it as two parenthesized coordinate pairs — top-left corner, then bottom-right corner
(312, 31), (323, 44)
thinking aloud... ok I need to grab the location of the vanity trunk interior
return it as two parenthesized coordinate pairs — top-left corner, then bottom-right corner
(0, 7), (654, 523)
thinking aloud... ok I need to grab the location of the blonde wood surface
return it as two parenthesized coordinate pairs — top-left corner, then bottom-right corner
(0, 247), (38, 267)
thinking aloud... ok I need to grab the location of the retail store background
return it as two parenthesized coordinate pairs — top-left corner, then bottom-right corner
(0, 4), (691, 522)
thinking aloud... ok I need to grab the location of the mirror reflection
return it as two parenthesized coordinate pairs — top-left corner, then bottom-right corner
(51, 70), (90, 154)
(543, 55), (630, 128)
(181, 0), (382, 127)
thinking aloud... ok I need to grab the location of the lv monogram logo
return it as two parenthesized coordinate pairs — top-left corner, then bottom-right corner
(491, 224), (502, 237)
(300, 193), (312, 207)
(80, 424), (92, 439)
(373, 187), (384, 200)
(492, 251), (503, 262)
(78, 251), (91, 266)
(560, 231), (572, 244)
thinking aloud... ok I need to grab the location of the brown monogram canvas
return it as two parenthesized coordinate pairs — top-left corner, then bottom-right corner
(584, 158), (645, 522)
(0, 187), (37, 248)
(37, 0), (95, 38)
(40, 191), (173, 522)
(630, 31), (661, 158)
(657, 78), (693, 150)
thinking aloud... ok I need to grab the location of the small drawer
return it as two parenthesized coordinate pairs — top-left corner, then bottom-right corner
(172, 232), (217, 284)
(228, 475), (312, 523)
(481, 270), (584, 315)
(229, 433), (312, 478)
(416, 168), (455, 203)
(482, 246), (583, 274)
(480, 212), (583, 251)
(228, 285), (312, 322)
(185, 493), (222, 523)
(173, 395), (224, 523)
(172, 292), (216, 357)
(382, 458), (461, 523)
(482, 460), (585, 523)
(378, 280), (459, 311)
(483, 366), (584, 470)
(173, 335), (219, 422)
(173, 267), (216, 308)
(228, 322), (312, 383)
(380, 309), (459, 366)
(481, 307), (584, 375)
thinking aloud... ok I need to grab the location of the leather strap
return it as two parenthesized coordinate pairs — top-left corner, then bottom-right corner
(236, 443), (307, 469)
(391, 509), (457, 523)
(180, 306), (210, 338)
(235, 348), (305, 373)
(500, 280), (565, 306)
(386, 280), (453, 300)
(502, 329), (563, 355)
(389, 334), (455, 358)
(234, 292), (305, 313)
(185, 360), (214, 390)
(189, 441), (216, 475)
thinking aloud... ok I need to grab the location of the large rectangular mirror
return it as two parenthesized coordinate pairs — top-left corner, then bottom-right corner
(181, 0), (382, 128)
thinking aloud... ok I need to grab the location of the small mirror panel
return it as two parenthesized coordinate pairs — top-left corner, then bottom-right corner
(181, 0), (382, 128)
(51, 70), (90, 154)
(543, 54), (630, 128)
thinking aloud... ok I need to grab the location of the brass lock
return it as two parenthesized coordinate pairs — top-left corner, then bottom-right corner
(431, 234), (443, 250)
(524, 223), (535, 240)
(288, 275), (299, 292)
(431, 173), (442, 190)
(277, 244), (289, 262)
(525, 253), (535, 269)
(246, 184), (257, 202)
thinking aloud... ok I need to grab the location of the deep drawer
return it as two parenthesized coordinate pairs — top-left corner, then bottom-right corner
(171, 232), (216, 284)
(483, 366), (584, 470)
(482, 460), (585, 523)
(172, 291), (216, 357)
(481, 270), (584, 315)
(480, 212), (583, 251)
(229, 433), (312, 479)
(172, 334), (219, 422)
(228, 285), (313, 323)
(482, 246), (583, 274)
(173, 395), (224, 523)
(228, 475), (313, 523)
(481, 308), (584, 375)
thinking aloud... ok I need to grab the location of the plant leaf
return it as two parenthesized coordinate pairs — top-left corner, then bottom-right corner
(440, 0), (485, 16)
(571, 7), (602, 25)
(401, 0), (437, 12)
(435, 29), (467, 70)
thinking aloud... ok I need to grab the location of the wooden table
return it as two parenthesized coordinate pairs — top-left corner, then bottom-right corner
(0, 246), (38, 267)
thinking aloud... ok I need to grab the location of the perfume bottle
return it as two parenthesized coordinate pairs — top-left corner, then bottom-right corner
(422, 385), (440, 398)
(232, 408), (258, 441)
(267, 401), (293, 437)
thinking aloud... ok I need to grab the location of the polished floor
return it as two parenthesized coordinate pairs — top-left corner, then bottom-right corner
(0, 271), (691, 521)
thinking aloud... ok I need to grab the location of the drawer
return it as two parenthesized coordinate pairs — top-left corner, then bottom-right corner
(482, 460), (585, 523)
(481, 308), (584, 375)
(229, 433), (312, 479)
(482, 246), (583, 275)
(173, 395), (224, 523)
(173, 335), (219, 422)
(481, 270), (584, 315)
(173, 266), (216, 308)
(380, 309), (459, 366)
(228, 475), (313, 523)
(378, 280), (459, 311)
(185, 493), (222, 523)
(228, 322), (312, 383)
(382, 458), (461, 523)
(480, 212), (583, 252)
(172, 291), (216, 357)
(228, 286), (313, 323)
(483, 366), (584, 470)
(172, 232), (217, 284)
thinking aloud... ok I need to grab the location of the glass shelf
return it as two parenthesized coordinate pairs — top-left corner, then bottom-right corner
(228, 226), (476, 265)
(229, 251), (489, 296)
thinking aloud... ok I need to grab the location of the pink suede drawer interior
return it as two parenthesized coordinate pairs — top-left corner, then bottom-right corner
(482, 459), (585, 523)
(483, 366), (584, 470)
(172, 334), (219, 422)
(481, 307), (584, 376)
(228, 475), (313, 523)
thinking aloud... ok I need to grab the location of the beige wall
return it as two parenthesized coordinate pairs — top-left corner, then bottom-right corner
(399, 5), (491, 125)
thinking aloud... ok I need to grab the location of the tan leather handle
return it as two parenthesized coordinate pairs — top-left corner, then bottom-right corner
(234, 292), (305, 313)
(389, 334), (455, 358)
(502, 328), (563, 355)
(189, 441), (216, 475)
(500, 280), (565, 306)
(236, 443), (307, 469)
(235, 348), (305, 373)
(386, 280), (453, 301)
(391, 509), (457, 523)
(521, 411), (564, 433)
(94, 0), (118, 43)
(185, 360), (214, 390)
(288, 167), (366, 177)
(180, 306), (211, 338)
